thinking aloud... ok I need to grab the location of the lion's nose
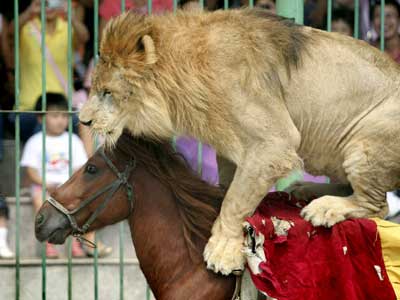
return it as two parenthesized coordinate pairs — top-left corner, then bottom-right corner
(80, 120), (92, 126)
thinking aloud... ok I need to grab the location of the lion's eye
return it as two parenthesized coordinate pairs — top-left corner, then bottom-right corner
(85, 164), (98, 174)
(101, 90), (112, 98)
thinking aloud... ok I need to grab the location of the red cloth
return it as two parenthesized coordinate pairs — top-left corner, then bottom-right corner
(245, 192), (397, 300)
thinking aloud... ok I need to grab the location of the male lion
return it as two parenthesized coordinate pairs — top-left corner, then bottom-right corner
(79, 9), (400, 275)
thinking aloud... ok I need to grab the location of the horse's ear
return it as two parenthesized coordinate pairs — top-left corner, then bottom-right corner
(138, 34), (158, 65)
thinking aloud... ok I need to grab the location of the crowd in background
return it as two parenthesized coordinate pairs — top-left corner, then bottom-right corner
(0, 0), (399, 259)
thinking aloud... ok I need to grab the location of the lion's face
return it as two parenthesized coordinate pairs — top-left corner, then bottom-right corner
(79, 12), (177, 146)
(79, 62), (131, 146)
(80, 59), (175, 146)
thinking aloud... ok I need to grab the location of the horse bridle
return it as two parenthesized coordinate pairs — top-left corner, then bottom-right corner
(46, 148), (136, 246)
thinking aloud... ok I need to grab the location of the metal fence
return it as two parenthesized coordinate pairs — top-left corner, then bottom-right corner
(2, 0), (388, 299)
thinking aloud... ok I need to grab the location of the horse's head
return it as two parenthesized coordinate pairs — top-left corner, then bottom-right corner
(35, 147), (135, 244)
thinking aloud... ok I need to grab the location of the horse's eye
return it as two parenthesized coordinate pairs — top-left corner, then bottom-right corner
(85, 164), (98, 174)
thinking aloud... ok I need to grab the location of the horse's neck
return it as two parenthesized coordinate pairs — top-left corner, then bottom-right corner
(128, 176), (234, 300)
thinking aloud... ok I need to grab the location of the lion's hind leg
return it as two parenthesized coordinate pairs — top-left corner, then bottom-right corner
(302, 144), (391, 227)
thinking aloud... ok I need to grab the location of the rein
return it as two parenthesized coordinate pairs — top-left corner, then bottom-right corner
(46, 148), (136, 247)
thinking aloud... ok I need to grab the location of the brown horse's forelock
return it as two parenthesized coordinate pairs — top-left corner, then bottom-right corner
(113, 132), (225, 260)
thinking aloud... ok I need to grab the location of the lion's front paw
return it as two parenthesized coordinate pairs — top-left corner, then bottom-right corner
(203, 234), (245, 275)
(301, 196), (347, 227)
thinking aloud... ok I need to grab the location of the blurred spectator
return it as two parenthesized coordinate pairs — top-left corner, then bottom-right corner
(332, 7), (354, 36)
(179, 0), (204, 11)
(305, 0), (327, 29)
(20, 93), (88, 258)
(0, 194), (14, 258)
(386, 190), (400, 223)
(99, 0), (172, 21)
(0, 1), (31, 161)
(371, 0), (400, 63)
(255, 0), (275, 13)
(0, 0), (31, 76)
(20, 93), (112, 258)
(304, 0), (371, 39)
(8, 0), (89, 142)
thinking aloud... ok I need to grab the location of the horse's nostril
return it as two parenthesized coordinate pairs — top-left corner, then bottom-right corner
(80, 120), (92, 126)
(36, 213), (45, 226)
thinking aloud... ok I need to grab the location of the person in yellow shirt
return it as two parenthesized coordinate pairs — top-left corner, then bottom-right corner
(8, 1), (112, 258)
(9, 0), (89, 141)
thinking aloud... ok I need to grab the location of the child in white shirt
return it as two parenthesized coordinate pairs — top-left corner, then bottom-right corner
(21, 93), (87, 258)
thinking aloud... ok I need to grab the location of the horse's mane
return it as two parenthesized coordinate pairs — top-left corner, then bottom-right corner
(114, 132), (225, 260)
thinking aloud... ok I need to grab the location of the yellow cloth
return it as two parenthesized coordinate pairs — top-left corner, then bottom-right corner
(374, 218), (400, 299)
(19, 18), (68, 111)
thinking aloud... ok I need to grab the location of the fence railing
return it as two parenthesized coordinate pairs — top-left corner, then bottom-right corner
(2, 0), (388, 299)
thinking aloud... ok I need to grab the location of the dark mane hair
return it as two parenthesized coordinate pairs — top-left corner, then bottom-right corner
(113, 132), (225, 259)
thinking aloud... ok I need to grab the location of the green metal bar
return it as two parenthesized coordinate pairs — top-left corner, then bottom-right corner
(146, 286), (151, 300)
(119, 1), (126, 298)
(40, 0), (47, 299)
(275, 0), (304, 191)
(199, 0), (204, 9)
(249, 0), (254, 8)
(147, 4), (152, 298)
(67, 0), (73, 299)
(380, 0), (385, 51)
(94, 0), (99, 63)
(276, 0), (303, 24)
(275, 170), (303, 191)
(146, 0), (152, 294)
(172, 136), (177, 151)
(94, 233), (98, 300)
(14, 0), (21, 298)
(121, 0), (126, 13)
(326, 0), (332, 32)
(119, 222), (125, 300)
(224, 0), (229, 10)
(94, 1), (100, 299)
(172, 0), (177, 153)
(354, 0), (359, 39)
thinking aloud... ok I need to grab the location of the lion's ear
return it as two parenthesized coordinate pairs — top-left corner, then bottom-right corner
(139, 35), (157, 65)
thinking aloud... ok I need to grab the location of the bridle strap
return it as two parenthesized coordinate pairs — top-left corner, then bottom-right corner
(46, 148), (136, 241)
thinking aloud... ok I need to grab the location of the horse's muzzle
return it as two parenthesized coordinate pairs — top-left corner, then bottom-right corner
(35, 202), (71, 244)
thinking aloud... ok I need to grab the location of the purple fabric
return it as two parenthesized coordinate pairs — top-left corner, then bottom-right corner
(303, 172), (329, 184)
(175, 136), (328, 187)
(175, 136), (219, 185)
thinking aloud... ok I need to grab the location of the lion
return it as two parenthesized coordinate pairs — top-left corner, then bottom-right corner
(79, 9), (400, 275)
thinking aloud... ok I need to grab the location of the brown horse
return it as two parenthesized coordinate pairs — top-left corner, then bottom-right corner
(34, 132), (236, 300)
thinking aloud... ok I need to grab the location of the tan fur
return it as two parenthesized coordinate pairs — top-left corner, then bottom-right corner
(80, 9), (400, 275)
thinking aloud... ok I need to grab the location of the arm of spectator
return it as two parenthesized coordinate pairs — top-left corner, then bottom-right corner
(309, 0), (327, 29)
(72, 10), (89, 46)
(25, 167), (43, 186)
(25, 166), (58, 193)
(9, 0), (40, 36)
(206, 0), (218, 10)
(1, 18), (14, 77)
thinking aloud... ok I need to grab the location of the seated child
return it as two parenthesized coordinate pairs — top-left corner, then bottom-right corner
(20, 93), (88, 258)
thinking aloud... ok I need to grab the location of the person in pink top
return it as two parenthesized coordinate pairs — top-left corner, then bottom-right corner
(99, 0), (173, 24)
